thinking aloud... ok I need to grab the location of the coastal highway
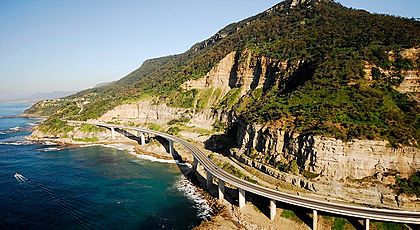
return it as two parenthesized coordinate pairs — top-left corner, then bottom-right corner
(82, 122), (420, 225)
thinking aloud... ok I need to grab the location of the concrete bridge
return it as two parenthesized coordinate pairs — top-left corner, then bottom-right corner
(86, 122), (420, 229)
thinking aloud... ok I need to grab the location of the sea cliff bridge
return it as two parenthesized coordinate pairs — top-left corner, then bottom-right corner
(73, 121), (420, 230)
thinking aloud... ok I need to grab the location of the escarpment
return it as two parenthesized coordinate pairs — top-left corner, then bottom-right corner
(233, 121), (420, 181)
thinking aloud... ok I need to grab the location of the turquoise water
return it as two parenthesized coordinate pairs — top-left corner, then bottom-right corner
(0, 103), (209, 229)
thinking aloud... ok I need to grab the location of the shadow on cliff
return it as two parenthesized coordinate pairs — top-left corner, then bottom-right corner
(204, 122), (240, 155)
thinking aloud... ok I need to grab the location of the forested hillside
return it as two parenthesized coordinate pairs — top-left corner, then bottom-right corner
(26, 0), (420, 147)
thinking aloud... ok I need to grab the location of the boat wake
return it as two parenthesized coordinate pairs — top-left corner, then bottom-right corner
(14, 173), (98, 229)
(14, 173), (29, 183)
(175, 176), (212, 220)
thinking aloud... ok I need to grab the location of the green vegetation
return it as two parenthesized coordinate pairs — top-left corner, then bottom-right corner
(175, 125), (213, 136)
(169, 90), (197, 108)
(167, 126), (181, 135)
(280, 210), (303, 223)
(24, 101), (64, 117)
(38, 118), (74, 135)
(215, 88), (242, 110)
(372, 221), (409, 230)
(79, 124), (105, 133)
(302, 170), (319, 179)
(280, 210), (296, 218)
(73, 137), (99, 142)
(26, 0), (420, 147)
(288, 160), (300, 175)
(196, 88), (216, 110)
(208, 155), (258, 184)
(167, 117), (190, 125)
(148, 123), (164, 132)
(212, 119), (226, 132)
(332, 218), (347, 230)
(393, 171), (420, 197)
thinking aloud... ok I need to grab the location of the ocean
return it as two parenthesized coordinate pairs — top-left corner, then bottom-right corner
(0, 102), (210, 229)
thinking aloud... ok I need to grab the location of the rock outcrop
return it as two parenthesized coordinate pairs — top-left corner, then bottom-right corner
(235, 121), (420, 181)
(98, 100), (216, 130)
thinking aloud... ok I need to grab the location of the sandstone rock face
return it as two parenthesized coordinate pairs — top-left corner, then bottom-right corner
(98, 100), (216, 130)
(182, 49), (300, 99)
(182, 51), (236, 97)
(397, 71), (420, 93)
(235, 122), (420, 181)
(229, 149), (419, 209)
(363, 47), (420, 94)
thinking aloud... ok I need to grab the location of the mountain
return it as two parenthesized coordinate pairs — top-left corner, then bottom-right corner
(26, 0), (420, 147)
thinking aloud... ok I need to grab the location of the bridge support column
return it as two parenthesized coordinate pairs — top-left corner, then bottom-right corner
(269, 200), (276, 221)
(192, 157), (199, 171)
(218, 179), (225, 200)
(312, 210), (318, 230)
(110, 127), (116, 140)
(239, 188), (246, 209)
(206, 171), (213, 188)
(365, 218), (370, 230)
(138, 132), (146, 145)
(168, 140), (174, 155)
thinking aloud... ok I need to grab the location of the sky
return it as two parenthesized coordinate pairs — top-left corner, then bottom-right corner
(0, 0), (419, 100)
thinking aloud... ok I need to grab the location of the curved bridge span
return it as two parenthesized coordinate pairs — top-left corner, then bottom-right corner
(83, 122), (419, 229)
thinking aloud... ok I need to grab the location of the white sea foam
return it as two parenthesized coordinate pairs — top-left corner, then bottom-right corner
(176, 176), (213, 220)
(0, 132), (6, 135)
(39, 147), (62, 152)
(0, 141), (33, 146)
(9, 126), (20, 131)
(43, 141), (58, 146)
(134, 154), (178, 164)
(86, 143), (182, 164)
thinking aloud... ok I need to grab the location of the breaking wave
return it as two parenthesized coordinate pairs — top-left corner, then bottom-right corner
(39, 147), (62, 152)
(0, 140), (33, 146)
(134, 154), (177, 164)
(175, 176), (212, 220)
(85, 143), (183, 165)
(9, 126), (20, 132)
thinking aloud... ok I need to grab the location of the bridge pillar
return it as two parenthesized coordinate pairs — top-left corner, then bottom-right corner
(110, 127), (116, 140)
(138, 132), (146, 145)
(269, 200), (276, 221)
(312, 210), (318, 230)
(206, 171), (213, 188)
(168, 140), (174, 155)
(365, 218), (370, 230)
(239, 188), (246, 209)
(218, 179), (225, 200)
(192, 158), (199, 171)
